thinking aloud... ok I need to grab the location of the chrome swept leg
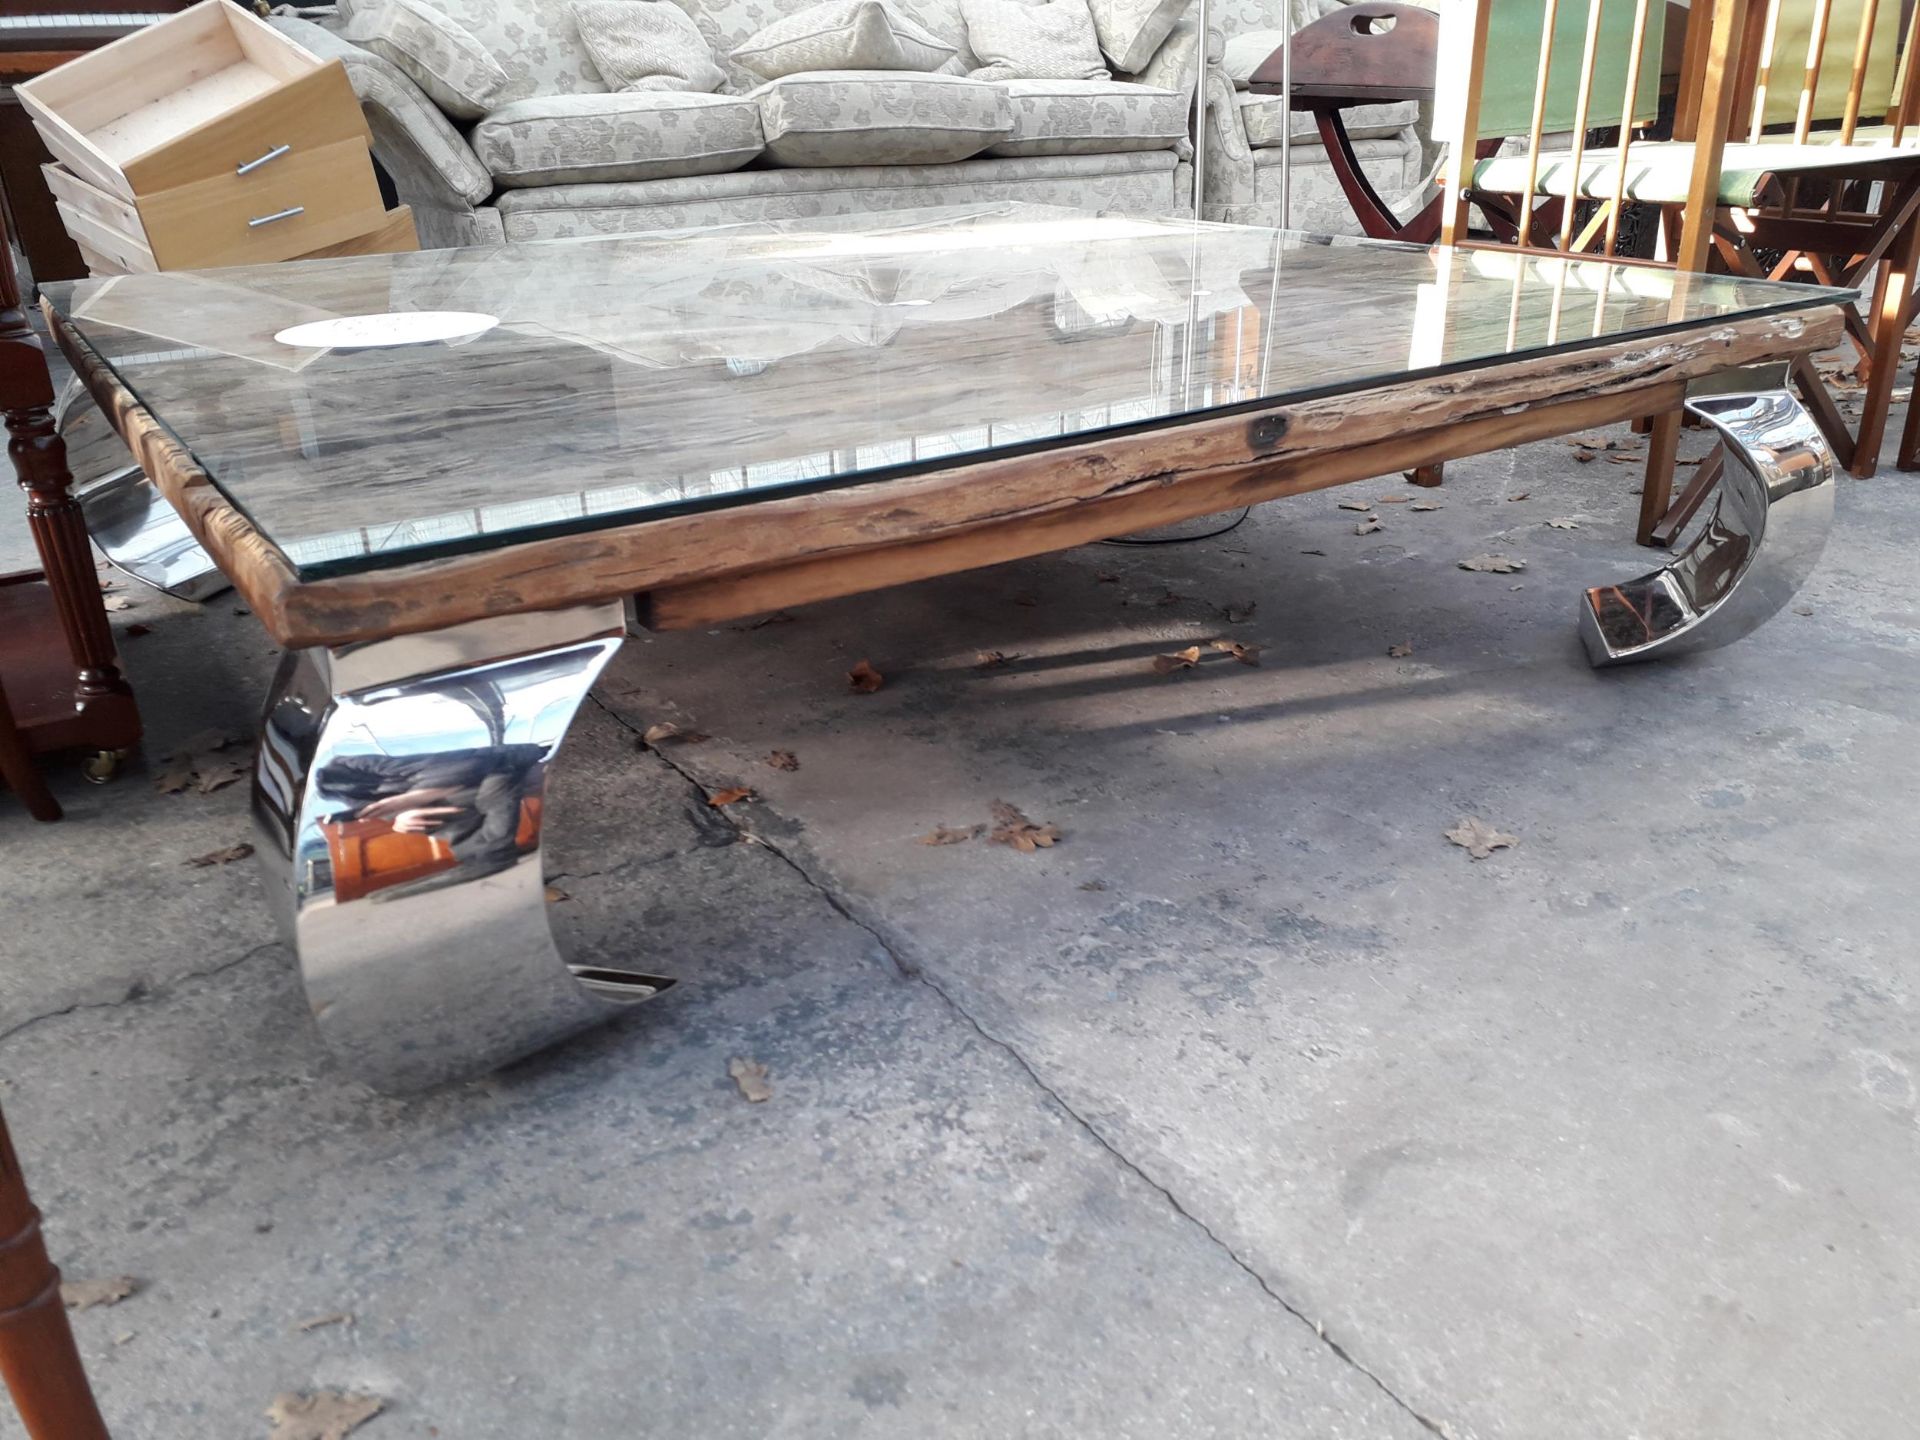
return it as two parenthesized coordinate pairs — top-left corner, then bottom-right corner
(1581, 389), (1836, 667)
(80, 465), (229, 601)
(252, 603), (671, 1092)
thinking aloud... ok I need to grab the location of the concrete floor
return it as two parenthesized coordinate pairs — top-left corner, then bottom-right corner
(4, 409), (1918, 1438)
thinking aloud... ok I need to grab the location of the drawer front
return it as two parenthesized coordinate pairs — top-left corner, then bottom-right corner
(134, 138), (387, 270)
(296, 206), (421, 260)
(120, 63), (373, 196)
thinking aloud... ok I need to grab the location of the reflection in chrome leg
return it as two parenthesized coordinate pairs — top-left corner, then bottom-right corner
(80, 466), (229, 601)
(1581, 390), (1835, 667)
(252, 602), (670, 1092)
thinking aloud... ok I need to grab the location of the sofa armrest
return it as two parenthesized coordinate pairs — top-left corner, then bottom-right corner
(1127, 16), (1224, 103)
(1198, 68), (1257, 214)
(269, 15), (494, 215)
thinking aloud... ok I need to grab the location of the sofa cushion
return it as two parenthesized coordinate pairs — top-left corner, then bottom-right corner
(751, 70), (1011, 165)
(1082, 0), (1187, 73)
(1221, 27), (1281, 87)
(571, 0), (728, 91)
(474, 91), (765, 185)
(339, 0), (511, 120)
(961, 0), (1109, 82)
(339, 0), (614, 99)
(1236, 92), (1417, 149)
(986, 78), (1182, 155)
(730, 0), (957, 79)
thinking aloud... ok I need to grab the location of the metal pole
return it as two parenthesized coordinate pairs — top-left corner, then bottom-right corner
(1191, 0), (1210, 219)
(1279, 0), (1293, 228)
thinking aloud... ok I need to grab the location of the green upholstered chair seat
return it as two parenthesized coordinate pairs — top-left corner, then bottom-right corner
(1473, 140), (1920, 207)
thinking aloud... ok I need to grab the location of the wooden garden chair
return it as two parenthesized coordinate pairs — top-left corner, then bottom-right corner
(1438, 0), (1920, 546)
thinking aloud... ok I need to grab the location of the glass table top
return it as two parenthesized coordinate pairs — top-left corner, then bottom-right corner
(43, 203), (1850, 579)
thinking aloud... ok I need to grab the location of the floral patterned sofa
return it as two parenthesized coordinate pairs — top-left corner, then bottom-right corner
(270, 0), (1208, 248)
(1201, 0), (1434, 233)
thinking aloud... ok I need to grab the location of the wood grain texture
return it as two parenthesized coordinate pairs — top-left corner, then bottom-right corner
(0, 1108), (108, 1436)
(50, 295), (1837, 650)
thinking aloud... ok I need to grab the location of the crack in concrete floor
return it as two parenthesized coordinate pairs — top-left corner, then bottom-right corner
(593, 694), (1456, 1439)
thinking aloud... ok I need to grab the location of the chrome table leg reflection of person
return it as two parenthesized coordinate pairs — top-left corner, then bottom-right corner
(252, 601), (673, 1093)
(1582, 380), (1837, 667)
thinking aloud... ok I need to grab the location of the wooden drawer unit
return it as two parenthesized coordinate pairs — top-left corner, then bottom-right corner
(17, 0), (371, 200)
(19, 0), (409, 274)
(45, 143), (389, 271)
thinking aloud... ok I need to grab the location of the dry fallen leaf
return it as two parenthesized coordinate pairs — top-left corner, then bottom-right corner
(1209, 639), (1262, 667)
(152, 765), (196, 795)
(708, 787), (752, 807)
(643, 722), (710, 745)
(1571, 450), (1596, 464)
(1354, 517), (1384, 535)
(1377, 494), (1410, 504)
(62, 1277), (138, 1311)
(1152, 646), (1203, 674)
(544, 884), (569, 903)
(1444, 816), (1519, 860)
(765, 750), (799, 771)
(1604, 453), (1639, 466)
(1507, 492), (1531, 502)
(729, 1057), (773, 1102)
(265, 1391), (384, 1440)
(295, 1313), (352, 1333)
(1220, 600), (1258, 624)
(1387, 641), (1414, 658)
(125, 623), (153, 638)
(1300, 547), (1327, 556)
(1410, 502), (1443, 512)
(974, 650), (1015, 668)
(184, 842), (254, 869)
(194, 759), (248, 795)
(1337, 499), (1373, 512)
(918, 824), (982, 846)
(989, 800), (1062, 854)
(847, 659), (884, 693)
(1546, 518), (1581, 530)
(103, 594), (134, 612)
(1459, 554), (1528, 574)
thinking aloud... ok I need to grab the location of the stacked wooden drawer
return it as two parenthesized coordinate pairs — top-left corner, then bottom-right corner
(19, 0), (417, 275)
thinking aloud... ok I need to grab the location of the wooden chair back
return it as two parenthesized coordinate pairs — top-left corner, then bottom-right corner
(1438, 0), (1750, 262)
(1722, 0), (1920, 142)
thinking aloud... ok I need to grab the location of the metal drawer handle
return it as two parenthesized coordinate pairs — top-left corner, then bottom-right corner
(236, 144), (291, 176)
(248, 206), (306, 228)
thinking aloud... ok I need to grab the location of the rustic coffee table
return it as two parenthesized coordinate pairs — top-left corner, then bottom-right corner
(35, 205), (1845, 1091)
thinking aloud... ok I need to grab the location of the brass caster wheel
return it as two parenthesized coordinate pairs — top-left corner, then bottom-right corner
(82, 748), (130, 784)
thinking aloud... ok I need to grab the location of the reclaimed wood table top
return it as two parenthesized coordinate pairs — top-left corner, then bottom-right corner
(40, 204), (1848, 648)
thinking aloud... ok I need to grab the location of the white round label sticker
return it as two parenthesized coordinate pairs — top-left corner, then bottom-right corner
(275, 311), (499, 349)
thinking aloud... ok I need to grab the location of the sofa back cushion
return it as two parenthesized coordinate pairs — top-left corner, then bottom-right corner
(670, 0), (981, 89)
(340, 0), (610, 100)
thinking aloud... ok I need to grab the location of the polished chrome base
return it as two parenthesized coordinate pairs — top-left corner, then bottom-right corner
(1581, 389), (1835, 666)
(80, 465), (230, 602)
(252, 602), (670, 1092)
(58, 380), (229, 600)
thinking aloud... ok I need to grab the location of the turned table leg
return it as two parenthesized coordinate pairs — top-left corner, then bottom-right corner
(0, 200), (138, 767)
(0, 1107), (109, 1439)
